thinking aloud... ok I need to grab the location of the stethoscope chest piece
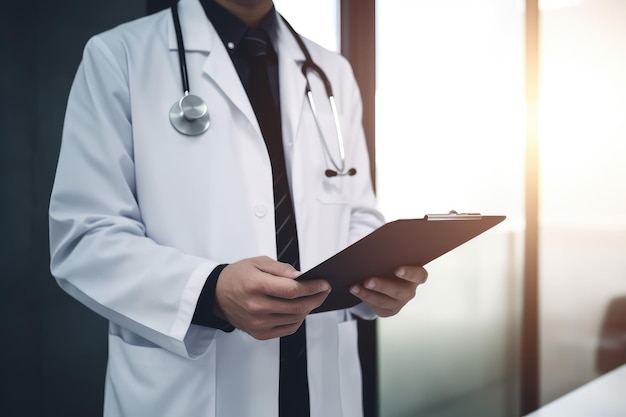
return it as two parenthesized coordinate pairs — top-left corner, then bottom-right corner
(170, 93), (211, 136)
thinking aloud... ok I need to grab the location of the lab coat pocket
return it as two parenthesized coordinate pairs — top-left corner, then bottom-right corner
(309, 194), (351, 263)
(337, 319), (364, 417)
(105, 333), (217, 417)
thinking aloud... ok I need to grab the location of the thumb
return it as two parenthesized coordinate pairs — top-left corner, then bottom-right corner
(254, 256), (301, 279)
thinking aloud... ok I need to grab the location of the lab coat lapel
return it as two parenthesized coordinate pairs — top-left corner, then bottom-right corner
(203, 45), (258, 132)
(276, 19), (307, 148)
(170, 0), (260, 134)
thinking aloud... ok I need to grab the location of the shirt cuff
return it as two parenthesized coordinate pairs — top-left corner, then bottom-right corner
(348, 302), (378, 320)
(191, 264), (235, 332)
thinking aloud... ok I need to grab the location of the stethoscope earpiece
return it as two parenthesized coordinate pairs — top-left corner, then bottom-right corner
(325, 168), (357, 178)
(169, 93), (211, 136)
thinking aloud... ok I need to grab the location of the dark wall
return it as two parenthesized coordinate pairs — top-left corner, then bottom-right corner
(1, 2), (148, 415)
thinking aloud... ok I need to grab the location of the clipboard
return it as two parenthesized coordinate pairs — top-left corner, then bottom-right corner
(298, 212), (506, 313)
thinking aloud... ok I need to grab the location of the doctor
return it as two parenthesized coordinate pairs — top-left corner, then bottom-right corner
(49, 0), (428, 416)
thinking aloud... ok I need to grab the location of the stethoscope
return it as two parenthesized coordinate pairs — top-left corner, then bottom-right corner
(168, 4), (356, 177)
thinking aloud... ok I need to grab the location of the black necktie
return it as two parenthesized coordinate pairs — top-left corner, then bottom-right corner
(241, 28), (310, 417)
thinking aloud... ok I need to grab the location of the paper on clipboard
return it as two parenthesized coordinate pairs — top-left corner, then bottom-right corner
(298, 213), (506, 313)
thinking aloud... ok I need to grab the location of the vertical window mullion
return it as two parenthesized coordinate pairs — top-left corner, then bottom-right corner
(522, 0), (540, 414)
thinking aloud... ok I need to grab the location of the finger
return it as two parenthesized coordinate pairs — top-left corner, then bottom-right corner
(253, 256), (301, 279)
(246, 311), (302, 332)
(263, 276), (331, 300)
(349, 285), (398, 317)
(251, 320), (305, 341)
(395, 266), (429, 284)
(224, 299), (307, 338)
(239, 286), (330, 319)
(267, 289), (331, 314)
(360, 276), (416, 301)
(247, 308), (325, 340)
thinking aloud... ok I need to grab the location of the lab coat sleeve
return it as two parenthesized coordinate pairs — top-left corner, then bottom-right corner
(49, 36), (218, 359)
(339, 55), (385, 321)
(343, 62), (385, 243)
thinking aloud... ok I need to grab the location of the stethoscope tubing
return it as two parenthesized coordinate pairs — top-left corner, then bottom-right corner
(280, 15), (354, 177)
(169, 3), (355, 176)
(172, 4), (190, 95)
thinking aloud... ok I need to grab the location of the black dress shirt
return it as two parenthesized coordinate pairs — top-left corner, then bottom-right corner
(191, 0), (281, 330)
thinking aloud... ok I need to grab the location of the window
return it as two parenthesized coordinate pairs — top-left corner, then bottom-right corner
(376, 1), (525, 415)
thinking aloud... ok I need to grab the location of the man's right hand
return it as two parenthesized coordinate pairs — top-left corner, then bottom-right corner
(213, 256), (331, 340)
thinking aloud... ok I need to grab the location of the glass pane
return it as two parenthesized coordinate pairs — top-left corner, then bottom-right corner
(538, 0), (626, 405)
(376, 1), (525, 416)
(273, 0), (339, 52)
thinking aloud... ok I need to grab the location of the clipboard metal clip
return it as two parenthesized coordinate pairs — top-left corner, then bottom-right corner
(425, 210), (483, 221)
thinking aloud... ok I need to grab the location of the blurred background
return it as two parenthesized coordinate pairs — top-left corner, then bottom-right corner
(1, 0), (625, 416)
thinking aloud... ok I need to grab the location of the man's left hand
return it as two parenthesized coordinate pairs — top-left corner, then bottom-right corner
(349, 266), (428, 317)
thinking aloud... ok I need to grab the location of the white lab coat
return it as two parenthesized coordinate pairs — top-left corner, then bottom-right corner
(49, 0), (384, 416)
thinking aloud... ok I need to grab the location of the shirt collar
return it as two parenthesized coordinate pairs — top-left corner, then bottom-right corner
(200, 0), (279, 54)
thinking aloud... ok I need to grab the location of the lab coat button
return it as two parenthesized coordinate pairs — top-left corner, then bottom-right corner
(254, 204), (268, 218)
